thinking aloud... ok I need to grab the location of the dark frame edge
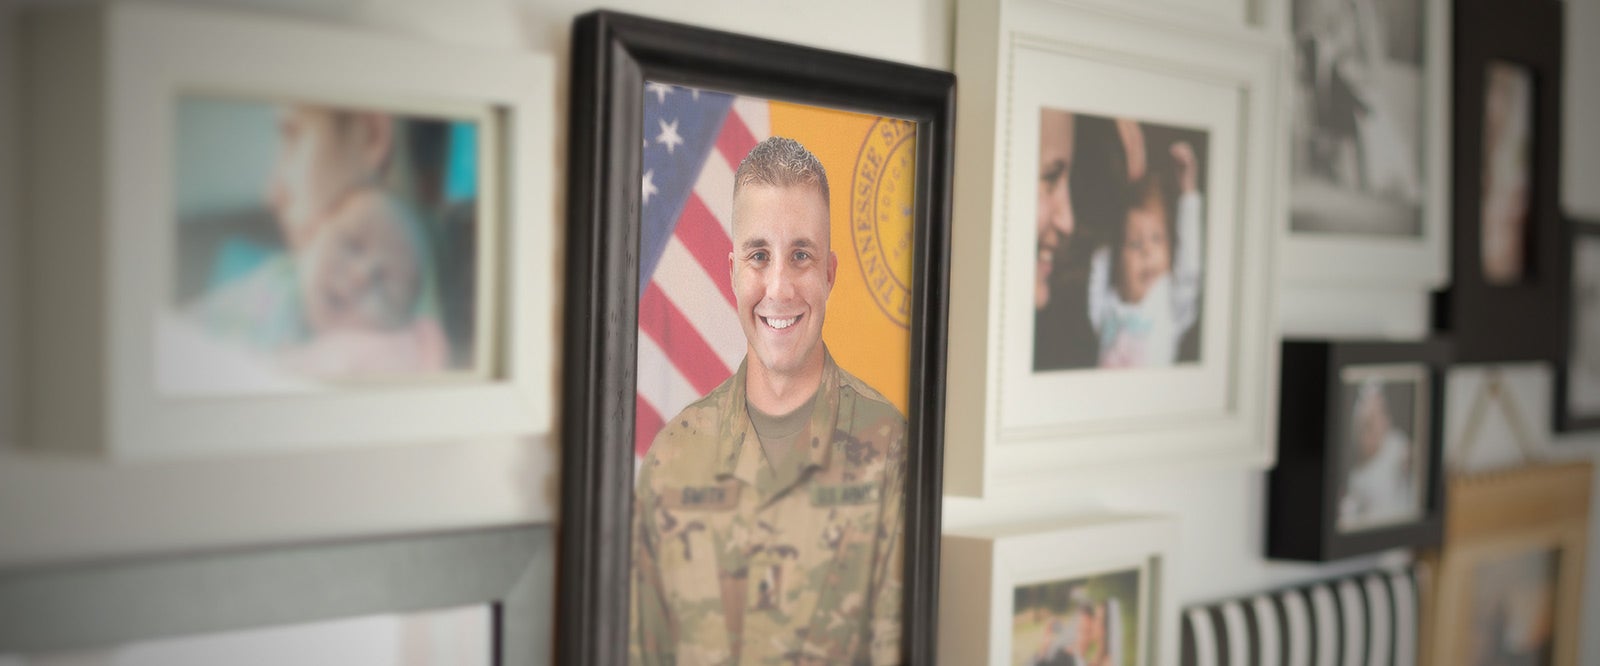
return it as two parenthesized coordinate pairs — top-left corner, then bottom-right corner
(1554, 218), (1600, 433)
(900, 68), (956, 666)
(556, 10), (635, 666)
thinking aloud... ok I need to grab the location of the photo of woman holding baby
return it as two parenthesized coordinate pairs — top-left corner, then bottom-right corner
(161, 95), (489, 396)
(1032, 110), (1210, 372)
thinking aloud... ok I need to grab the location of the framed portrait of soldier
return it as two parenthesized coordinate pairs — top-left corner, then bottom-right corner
(1267, 339), (1450, 561)
(16, 2), (554, 459)
(1556, 219), (1600, 432)
(1279, 0), (1452, 299)
(559, 11), (954, 666)
(939, 516), (1177, 666)
(1434, 0), (1565, 363)
(947, 0), (1283, 497)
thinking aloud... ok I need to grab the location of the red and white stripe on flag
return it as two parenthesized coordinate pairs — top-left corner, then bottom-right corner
(635, 97), (772, 457)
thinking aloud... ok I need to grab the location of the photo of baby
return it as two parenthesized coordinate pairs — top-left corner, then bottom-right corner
(1336, 366), (1428, 533)
(1469, 547), (1560, 666)
(1032, 110), (1208, 371)
(1480, 61), (1535, 286)
(1011, 568), (1141, 666)
(159, 95), (487, 396)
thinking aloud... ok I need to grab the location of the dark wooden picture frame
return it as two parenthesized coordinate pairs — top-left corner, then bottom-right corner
(1557, 218), (1600, 432)
(0, 526), (552, 664)
(1268, 340), (1450, 561)
(1433, 0), (1565, 362)
(559, 11), (953, 666)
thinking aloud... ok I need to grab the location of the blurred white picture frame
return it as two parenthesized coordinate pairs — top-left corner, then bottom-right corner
(939, 515), (1178, 666)
(17, 2), (555, 459)
(946, 0), (1283, 497)
(1277, 0), (1451, 335)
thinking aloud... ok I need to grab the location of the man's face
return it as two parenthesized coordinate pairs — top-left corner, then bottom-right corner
(1036, 110), (1076, 310)
(267, 106), (384, 248)
(1117, 195), (1171, 304)
(729, 183), (836, 382)
(299, 189), (422, 334)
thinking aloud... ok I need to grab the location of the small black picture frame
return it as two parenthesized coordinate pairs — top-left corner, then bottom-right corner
(1433, 0), (1565, 362)
(0, 526), (551, 663)
(558, 11), (953, 666)
(1268, 339), (1450, 562)
(1557, 218), (1600, 432)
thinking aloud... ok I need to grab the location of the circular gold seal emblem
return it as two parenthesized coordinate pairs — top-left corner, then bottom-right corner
(850, 118), (916, 329)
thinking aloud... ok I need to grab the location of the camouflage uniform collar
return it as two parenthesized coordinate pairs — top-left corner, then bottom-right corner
(716, 349), (841, 488)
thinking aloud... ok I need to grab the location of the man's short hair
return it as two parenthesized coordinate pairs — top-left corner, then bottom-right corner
(733, 136), (830, 206)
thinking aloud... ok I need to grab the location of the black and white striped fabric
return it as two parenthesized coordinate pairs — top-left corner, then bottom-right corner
(1179, 567), (1421, 666)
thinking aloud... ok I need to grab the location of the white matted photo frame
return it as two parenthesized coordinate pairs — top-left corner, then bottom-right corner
(18, 3), (554, 459)
(948, 0), (1284, 496)
(1279, 0), (1451, 293)
(940, 515), (1178, 666)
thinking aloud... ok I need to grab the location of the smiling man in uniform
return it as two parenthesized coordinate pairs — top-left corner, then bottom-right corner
(630, 136), (908, 666)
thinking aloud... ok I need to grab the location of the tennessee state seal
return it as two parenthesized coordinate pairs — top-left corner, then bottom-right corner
(850, 118), (917, 329)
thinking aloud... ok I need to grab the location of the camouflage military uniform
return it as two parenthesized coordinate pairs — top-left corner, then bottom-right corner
(631, 349), (907, 666)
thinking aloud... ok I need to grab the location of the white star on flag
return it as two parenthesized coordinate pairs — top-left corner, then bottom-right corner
(646, 82), (673, 104)
(656, 118), (685, 154)
(642, 168), (658, 204)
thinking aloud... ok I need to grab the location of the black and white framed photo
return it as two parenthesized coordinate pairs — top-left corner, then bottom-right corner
(559, 11), (953, 666)
(1433, 0), (1565, 362)
(0, 526), (551, 665)
(1268, 339), (1449, 561)
(940, 516), (1177, 666)
(1557, 219), (1600, 432)
(1281, 0), (1450, 296)
(947, 0), (1283, 496)
(17, 3), (554, 458)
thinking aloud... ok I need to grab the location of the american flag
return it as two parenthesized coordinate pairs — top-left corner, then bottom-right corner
(634, 82), (771, 457)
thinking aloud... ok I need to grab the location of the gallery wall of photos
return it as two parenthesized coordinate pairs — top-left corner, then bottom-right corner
(0, 0), (1597, 664)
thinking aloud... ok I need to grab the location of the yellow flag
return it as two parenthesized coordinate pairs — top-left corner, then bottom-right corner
(769, 102), (916, 416)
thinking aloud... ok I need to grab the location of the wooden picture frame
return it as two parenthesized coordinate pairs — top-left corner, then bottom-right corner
(1556, 218), (1600, 432)
(17, 2), (555, 459)
(1268, 339), (1450, 561)
(947, 0), (1284, 496)
(0, 526), (552, 665)
(1432, 0), (1566, 362)
(559, 11), (953, 665)
(1421, 462), (1591, 666)
(939, 515), (1178, 666)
